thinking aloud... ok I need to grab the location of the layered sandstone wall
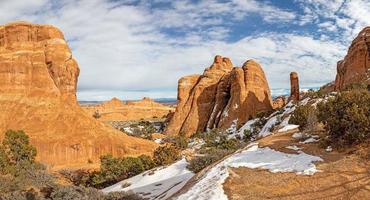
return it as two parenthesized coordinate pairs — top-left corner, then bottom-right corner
(0, 22), (157, 168)
(334, 27), (370, 90)
(164, 56), (273, 137)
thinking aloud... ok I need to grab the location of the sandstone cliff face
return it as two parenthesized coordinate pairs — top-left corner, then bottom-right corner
(82, 97), (174, 122)
(334, 27), (370, 90)
(0, 22), (157, 168)
(289, 72), (300, 101)
(164, 56), (273, 137)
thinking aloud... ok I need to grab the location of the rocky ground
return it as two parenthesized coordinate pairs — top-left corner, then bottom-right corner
(223, 131), (370, 200)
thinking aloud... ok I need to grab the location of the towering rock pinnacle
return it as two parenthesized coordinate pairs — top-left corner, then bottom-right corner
(164, 56), (273, 137)
(290, 72), (300, 101)
(0, 22), (157, 168)
(334, 27), (370, 90)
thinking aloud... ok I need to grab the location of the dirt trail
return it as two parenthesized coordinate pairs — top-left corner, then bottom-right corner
(223, 131), (370, 200)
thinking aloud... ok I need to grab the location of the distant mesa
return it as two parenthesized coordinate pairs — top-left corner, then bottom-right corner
(0, 22), (157, 168)
(334, 26), (370, 90)
(82, 97), (175, 121)
(164, 55), (273, 137)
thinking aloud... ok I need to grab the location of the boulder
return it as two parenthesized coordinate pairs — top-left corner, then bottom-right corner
(334, 27), (370, 90)
(0, 22), (157, 168)
(164, 56), (273, 137)
(273, 96), (287, 109)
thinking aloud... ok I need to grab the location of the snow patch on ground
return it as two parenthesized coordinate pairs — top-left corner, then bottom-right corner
(258, 115), (278, 137)
(278, 124), (299, 132)
(285, 145), (302, 151)
(229, 118), (258, 139)
(300, 137), (320, 144)
(292, 132), (304, 139)
(176, 143), (323, 200)
(103, 159), (194, 200)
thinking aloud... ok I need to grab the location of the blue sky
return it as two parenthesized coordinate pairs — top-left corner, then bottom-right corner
(1, 0), (369, 100)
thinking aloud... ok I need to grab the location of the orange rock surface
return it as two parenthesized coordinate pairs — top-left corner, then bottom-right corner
(289, 72), (299, 101)
(82, 97), (175, 121)
(0, 22), (157, 169)
(272, 96), (287, 109)
(164, 56), (273, 137)
(334, 27), (370, 90)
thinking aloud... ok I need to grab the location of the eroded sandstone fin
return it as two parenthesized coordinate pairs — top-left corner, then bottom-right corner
(0, 22), (157, 169)
(334, 26), (370, 91)
(164, 56), (273, 137)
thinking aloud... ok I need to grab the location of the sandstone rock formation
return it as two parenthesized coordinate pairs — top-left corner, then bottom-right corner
(272, 96), (287, 109)
(0, 22), (157, 168)
(289, 72), (300, 101)
(164, 56), (273, 137)
(334, 27), (370, 90)
(82, 97), (175, 122)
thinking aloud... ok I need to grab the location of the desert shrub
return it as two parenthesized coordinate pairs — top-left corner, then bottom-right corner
(104, 191), (144, 200)
(153, 145), (180, 166)
(137, 155), (156, 170)
(126, 121), (156, 139)
(288, 105), (312, 131)
(92, 110), (101, 119)
(0, 130), (38, 176)
(305, 88), (325, 98)
(87, 154), (157, 188)
(317, 89), (370, 148)
(0, 130), (143, 199)
(187, 149), (231, 173)
(243, 129), (253, 142)
(172, 135), (189, 150)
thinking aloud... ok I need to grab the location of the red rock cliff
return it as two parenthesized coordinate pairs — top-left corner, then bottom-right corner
(164, 56), (273, 137)
(0, 22), (157, 168)
(334, 27), (370, 90)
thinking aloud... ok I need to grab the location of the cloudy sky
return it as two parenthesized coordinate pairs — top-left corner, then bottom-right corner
(1, 0), (369, 100)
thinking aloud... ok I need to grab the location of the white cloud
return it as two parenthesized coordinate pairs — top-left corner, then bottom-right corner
(0, 0), (360, 101)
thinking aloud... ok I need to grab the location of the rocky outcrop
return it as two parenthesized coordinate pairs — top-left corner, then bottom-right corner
(334, 27), (370, 90)
(0, 22), (157, 168)
(164, 56), (273, 137)
(82, 97), (175, 122)
(289, 72), (300, 101)
(273, 96), (287, 109)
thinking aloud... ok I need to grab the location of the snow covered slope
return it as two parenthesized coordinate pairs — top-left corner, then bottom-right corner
(103, 158), (194, 200)
(175, 143), (322, 200)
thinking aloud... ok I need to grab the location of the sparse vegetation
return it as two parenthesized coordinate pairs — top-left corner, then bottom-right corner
(153, 145), (180, 166)
(317, 89), (370, 148)
(288, 104), (312, 131)
(83, 154), (156, 189)
(0, 130), (141, 200)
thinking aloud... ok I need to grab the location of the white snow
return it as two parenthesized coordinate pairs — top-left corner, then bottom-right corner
(229, 118), (258, 139)
(285, 145), (302, 151)
(325, 146), (333, 152)
(154, 138), (162, 144)
(226, 119), (238, 134)
(103, 158), (194, 200)
(300, 137), (319, 144)
(258, 115), (278, 137)
(278, 124), (299, 132)
(292, 132), (304, 139)
(176, 143), (323, 200)
(123, 127), (133, 134)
